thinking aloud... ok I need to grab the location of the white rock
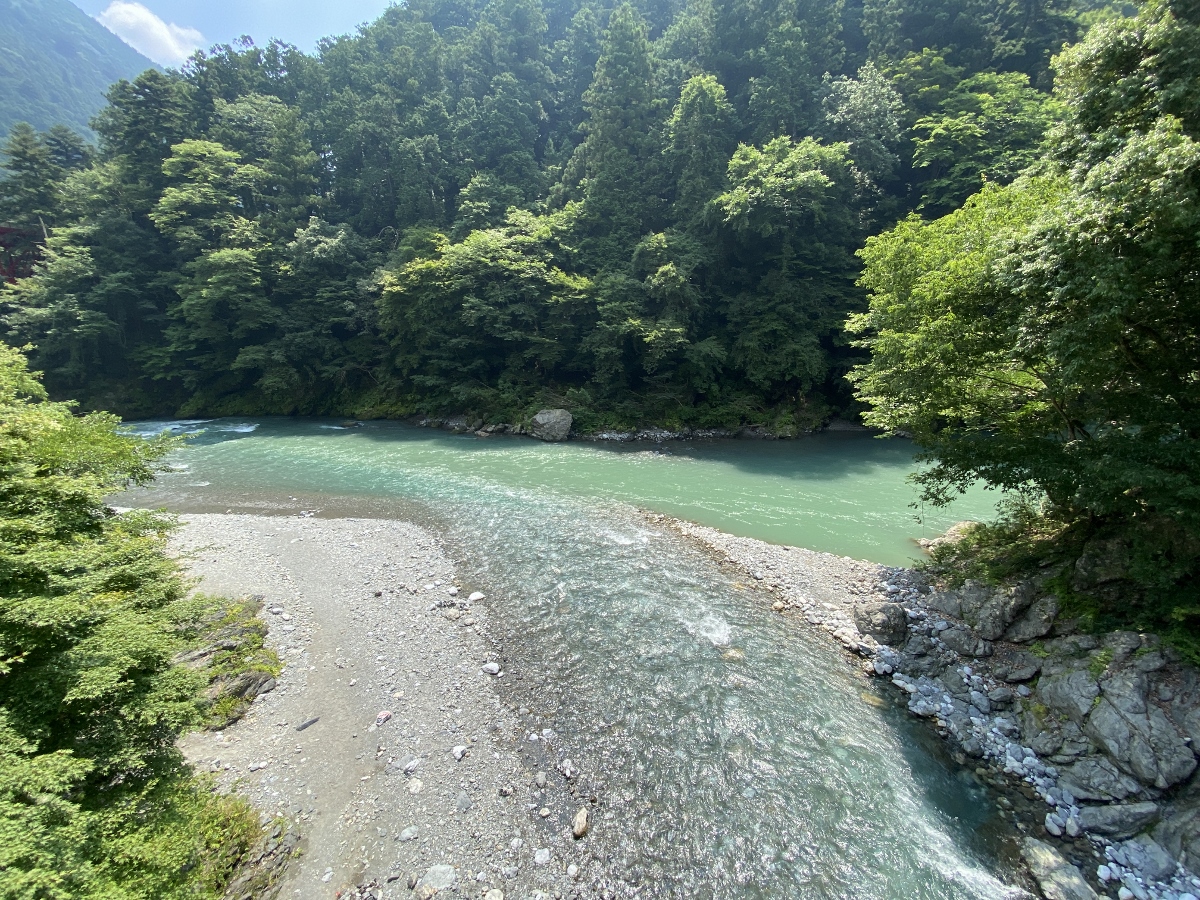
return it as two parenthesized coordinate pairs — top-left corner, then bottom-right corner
(452, 745), (468, 761)
(572, 807), (589, 838)
(482, 662), (501, 675)
(534, 848), (551, 866)
(469, 592), (486, 602)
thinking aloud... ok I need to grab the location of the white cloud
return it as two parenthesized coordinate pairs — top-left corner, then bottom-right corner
(96, 1), (205, 67)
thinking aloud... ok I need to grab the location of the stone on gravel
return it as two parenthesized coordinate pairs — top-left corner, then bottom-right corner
(573, 807), (589, 839)
(1021, 838), (1099, 900)
(530, 409), (572, 442)
(482, 662), (501, 675)
(397, 826), (418, 842)
(452, 745), (468, 761)
(533, 848), (551, 866)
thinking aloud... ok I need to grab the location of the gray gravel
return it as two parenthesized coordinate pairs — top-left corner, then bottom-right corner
(174, 514), (583, 900)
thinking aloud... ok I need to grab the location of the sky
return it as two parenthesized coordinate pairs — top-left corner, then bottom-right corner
(70, 0), (394, 66)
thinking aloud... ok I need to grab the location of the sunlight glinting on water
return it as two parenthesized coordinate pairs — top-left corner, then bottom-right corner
(122, 418), (1020, 898)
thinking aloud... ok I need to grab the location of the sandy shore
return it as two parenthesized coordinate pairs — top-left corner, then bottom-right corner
(174, 514), (594, 900)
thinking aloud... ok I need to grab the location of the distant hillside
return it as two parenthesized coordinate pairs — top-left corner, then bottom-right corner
(0, 0), (156, 140)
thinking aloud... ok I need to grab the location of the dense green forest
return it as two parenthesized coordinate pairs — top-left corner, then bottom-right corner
(1, 0), (1095, 430)
(1, 0), (1194, 635)
(0, 0), (156, 140)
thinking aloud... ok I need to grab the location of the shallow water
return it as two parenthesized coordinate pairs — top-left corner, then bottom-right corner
(123, 418), (1024, 898)
(124, 417), (997, 565)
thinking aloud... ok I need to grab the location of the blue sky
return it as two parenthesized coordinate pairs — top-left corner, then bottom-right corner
(71, 0), (394, 65)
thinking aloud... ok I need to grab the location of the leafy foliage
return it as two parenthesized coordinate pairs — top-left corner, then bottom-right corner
(850, 0), (1200, 646)
(0, 344), (259, 898)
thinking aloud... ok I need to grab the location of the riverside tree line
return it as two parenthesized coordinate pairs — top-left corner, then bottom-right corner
(0, 0), (1082, 428)
(0, 0), (1198, 894)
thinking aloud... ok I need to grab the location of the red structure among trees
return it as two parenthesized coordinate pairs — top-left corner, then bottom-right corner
(0, 226), (40, 282)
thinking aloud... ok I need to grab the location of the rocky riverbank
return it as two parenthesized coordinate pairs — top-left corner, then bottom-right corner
(409, 408), (869, 443)
(173, 514), (602, 900)
(665, 515), (1200, 900)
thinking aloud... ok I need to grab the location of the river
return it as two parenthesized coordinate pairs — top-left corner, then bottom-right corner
(123, 418), (1027, 899)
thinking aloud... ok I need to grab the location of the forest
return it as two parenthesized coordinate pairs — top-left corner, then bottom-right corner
(1, 0), (1196, 655)
(0, 0), (1092, 431)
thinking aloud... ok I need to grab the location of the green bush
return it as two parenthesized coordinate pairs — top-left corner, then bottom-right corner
(0, 344), (258, 898)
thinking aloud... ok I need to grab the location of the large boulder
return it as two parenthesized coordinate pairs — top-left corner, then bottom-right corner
(530, 408), (573, 442)
(1154, 803), (1200, 869)
(1086, 672), (1196, 790)
(939, 626), (993, 657)
(853, 600), (908, 646)
(971, 584), (1035, 641)
(933, 579), (1055, 641)
(1118, 835), (1176, 882)
(1020, 838), (1098, 900)
(1077, 801), (1161, 839)
(1072, 538), (1130, 591)
(992, 649), (1043, 682)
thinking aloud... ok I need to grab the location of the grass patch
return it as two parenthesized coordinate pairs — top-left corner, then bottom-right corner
(172, 593), (283, 728)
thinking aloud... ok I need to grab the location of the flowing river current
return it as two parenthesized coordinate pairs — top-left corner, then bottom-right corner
(122, 418), (1028, 899)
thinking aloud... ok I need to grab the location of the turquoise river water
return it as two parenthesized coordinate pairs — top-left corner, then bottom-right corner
(123, 418), (1027, 899)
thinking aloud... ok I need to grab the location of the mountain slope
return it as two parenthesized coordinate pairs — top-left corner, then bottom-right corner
(0, 0), (156, 140)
